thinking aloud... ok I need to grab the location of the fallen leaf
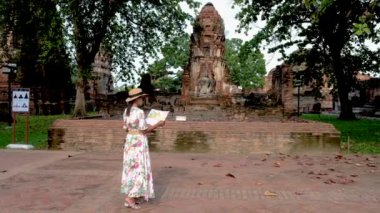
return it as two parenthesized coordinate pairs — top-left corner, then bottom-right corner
(355, 163), (362, 166)
(255, 181), (263, 186)
(273, 161), (281, 167)
(305, 162), (314, 166)
(367, 163), (377, 168)
(317, 172), (328, 176)
(68, 155), (72, 158)
(324, 179), (336, 184)
(213, 163), (223, 167)
(261, 158), (267, 162)
(164, 166), (172, 168)
(201, 162), (208, 166)
(1, 170), (7, 173)
(350, 174), (358, 177)
(191, 158), (196, 160)
(226, 173), (236, 178)
(328, 168), (335, 171)
(295, 192), (304, 195)
(338, 178), (354, 184)
(197, 182), (203, 185)
(308, 171), (314, 175)
(335, 154), (344, 160)
(264, 190), (277, 196)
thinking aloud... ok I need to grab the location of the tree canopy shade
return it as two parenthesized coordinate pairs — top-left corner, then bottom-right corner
(234, 0), (380, 120)
(57, 0), (200, 116)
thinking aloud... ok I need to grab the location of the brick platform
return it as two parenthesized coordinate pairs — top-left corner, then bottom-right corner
(48, 120), (340, 154)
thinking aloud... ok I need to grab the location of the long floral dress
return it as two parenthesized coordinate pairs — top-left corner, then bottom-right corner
(121, 106), (154, 200)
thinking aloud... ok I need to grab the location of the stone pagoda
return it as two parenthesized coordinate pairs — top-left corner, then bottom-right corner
(181, 3), (234, 106)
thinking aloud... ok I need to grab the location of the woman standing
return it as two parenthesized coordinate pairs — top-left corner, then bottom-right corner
(121, 88), (165, 209)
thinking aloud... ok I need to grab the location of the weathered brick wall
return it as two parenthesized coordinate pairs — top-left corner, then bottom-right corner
(48, 120), (341, 154)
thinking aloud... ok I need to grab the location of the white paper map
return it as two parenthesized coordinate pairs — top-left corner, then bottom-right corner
(146, 109), (169, 126)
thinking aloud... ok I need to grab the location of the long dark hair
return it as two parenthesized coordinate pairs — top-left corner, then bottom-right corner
(126, 99), (138, 116)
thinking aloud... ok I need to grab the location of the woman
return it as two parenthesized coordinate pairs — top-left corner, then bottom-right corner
(121, 88), (165, 209)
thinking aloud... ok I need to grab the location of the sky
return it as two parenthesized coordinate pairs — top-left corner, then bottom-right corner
(185, 0), (282, 71)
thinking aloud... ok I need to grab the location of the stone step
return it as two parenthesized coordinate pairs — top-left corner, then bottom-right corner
(49, 119), (341, 154)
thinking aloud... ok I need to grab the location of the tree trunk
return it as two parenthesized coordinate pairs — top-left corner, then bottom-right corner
(73, 78), (86, 117)
(331, 51), (356, 120)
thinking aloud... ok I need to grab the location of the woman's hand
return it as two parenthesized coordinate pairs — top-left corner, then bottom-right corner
(158, 120), (165, 127)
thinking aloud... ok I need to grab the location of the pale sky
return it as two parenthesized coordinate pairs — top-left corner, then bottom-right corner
(186, 0), (282, 72)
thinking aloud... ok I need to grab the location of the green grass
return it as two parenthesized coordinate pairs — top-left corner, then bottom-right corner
(301, 114), (380, 154)
(0, 114), (71, 149)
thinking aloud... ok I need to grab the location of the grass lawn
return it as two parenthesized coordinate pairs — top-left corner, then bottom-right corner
(301, 114), (380, 154)
(0, 114), (71, 149)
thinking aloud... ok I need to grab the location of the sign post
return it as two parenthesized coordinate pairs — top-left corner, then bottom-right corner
(6, 88), (34, 150)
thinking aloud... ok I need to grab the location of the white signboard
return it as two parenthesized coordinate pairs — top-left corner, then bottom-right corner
(12, 89), (30, 113)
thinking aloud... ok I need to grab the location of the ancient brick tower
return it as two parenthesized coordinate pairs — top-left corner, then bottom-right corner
(181, 3), (233, 105)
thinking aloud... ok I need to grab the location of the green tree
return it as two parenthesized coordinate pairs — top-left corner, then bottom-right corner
(146, 33), (190, 92)
(0, 0), (73, 114)
(225, 38), (266, 89)
(147, 33), (190, 80)
(234, 0), (380, 120)
(57, 0), (199, 117)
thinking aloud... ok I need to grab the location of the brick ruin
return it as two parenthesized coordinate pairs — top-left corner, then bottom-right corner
(266, 65), (294, 114)
(181, 3), (236, 106)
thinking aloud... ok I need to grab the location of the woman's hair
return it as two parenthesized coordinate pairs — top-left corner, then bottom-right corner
(126, 99), (137, 116)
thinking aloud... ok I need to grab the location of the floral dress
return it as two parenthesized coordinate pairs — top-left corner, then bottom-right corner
(121, 106), (154, 200)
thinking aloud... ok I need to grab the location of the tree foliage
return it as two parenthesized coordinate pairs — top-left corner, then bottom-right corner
(234, 0), (380, 120)
(57, 0), (199, 116)
(147, 33), (190, 81)
(225, 38), (266, 89)
(145, 33), (190, 93)
(0, 0), (73, 112)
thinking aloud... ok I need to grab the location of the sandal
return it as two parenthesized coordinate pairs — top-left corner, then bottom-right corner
(124, 198), (141, 210)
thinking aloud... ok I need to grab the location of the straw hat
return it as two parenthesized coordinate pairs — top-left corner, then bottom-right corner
(125, 88), (148, 103)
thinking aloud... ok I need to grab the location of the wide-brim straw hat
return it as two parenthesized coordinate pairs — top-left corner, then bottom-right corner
(125, 88), (148, 103)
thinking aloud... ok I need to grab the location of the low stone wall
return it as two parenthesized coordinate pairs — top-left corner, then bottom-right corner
(48, 119), (341, 154)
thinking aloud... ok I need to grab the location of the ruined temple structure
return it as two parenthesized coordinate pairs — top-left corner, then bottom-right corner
(87, 50), (114, 113)
(181, 3), (235, 106)
(266, 65), (294, 114)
